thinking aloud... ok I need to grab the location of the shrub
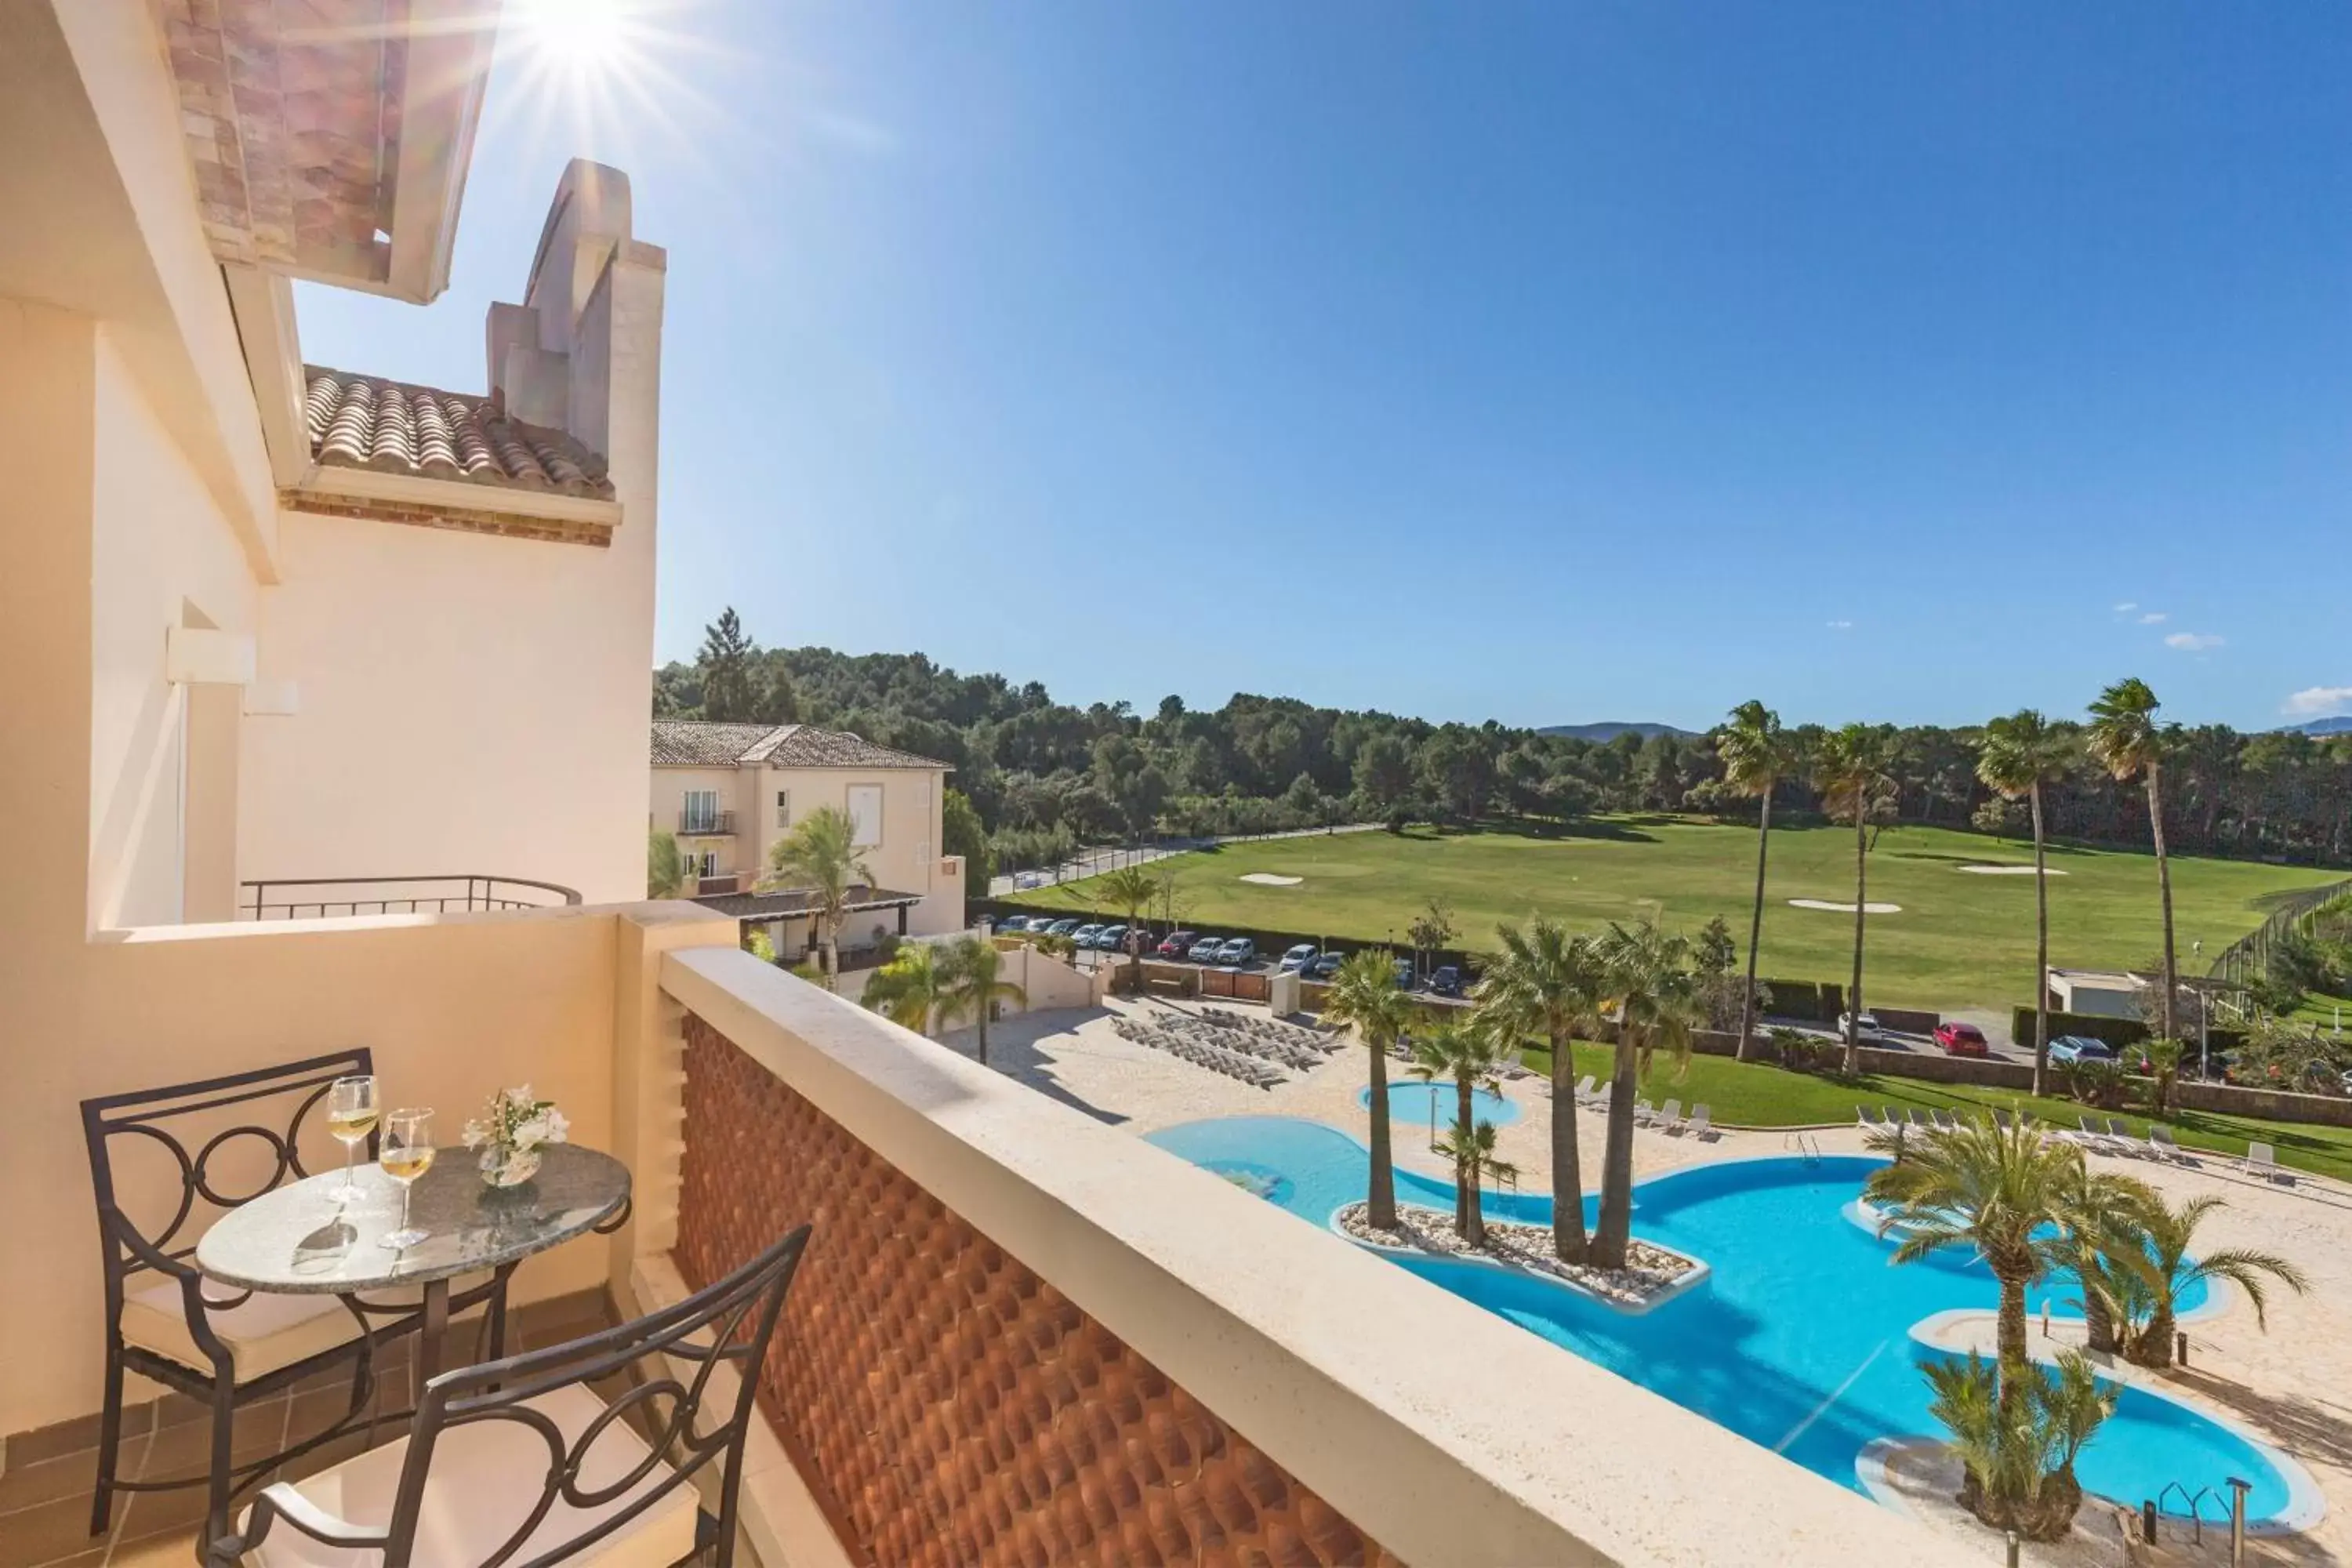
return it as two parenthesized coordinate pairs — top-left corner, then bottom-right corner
(2051, 1058), (2128, 1110)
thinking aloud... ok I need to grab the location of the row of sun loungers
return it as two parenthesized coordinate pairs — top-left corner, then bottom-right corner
(1560, 1076), (1715, 1139)
(1855, 1104), (2295, 1180)
(1196, 1007), (1340, 1052)
(1110, 1016), (1286, 1087)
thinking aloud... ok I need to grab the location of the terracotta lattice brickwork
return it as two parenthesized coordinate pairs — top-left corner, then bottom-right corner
(673, 1014), (1403, 1568)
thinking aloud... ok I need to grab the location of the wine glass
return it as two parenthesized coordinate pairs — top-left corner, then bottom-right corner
(325, 1076), (378, 1207)
(378, 1109), (435, 1250)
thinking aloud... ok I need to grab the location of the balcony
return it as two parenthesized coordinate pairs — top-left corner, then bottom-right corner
(238, 874), (583, 920)
(695, 873), (742, 896)
(678, 810), (738, 837)
(7, 903), (1976, 1566)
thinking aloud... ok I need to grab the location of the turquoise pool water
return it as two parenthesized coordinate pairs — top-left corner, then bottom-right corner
(1362, 1080), (1520, 1127)
(1149, 1116), (2305, 1527)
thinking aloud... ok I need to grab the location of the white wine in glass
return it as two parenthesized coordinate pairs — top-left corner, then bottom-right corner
(378, 1108), (435, 1249)
(326, 1076), (379, 1207)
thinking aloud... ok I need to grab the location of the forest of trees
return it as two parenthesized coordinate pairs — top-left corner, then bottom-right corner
(657, 609), (2352, 880)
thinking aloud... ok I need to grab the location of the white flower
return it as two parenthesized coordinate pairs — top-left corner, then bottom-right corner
(462, 1117), (490, 1149)
(542, 1106), (570, 1144)
(511, 1115), (550, 1150)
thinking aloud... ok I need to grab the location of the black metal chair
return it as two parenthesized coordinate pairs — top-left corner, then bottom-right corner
(216, 1224), (812, 1567)
(81, 1051), (508, 1546)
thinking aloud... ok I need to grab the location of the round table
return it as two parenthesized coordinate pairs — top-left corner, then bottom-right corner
(195, 1142), (630, 1383)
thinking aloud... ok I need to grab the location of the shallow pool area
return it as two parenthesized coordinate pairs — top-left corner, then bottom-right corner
(1148, 1116), (2314, 1530)
(1362, 1079), (1520, 1128)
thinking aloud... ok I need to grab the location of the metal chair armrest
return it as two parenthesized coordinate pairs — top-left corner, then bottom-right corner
(226, 1479), (390, 1558)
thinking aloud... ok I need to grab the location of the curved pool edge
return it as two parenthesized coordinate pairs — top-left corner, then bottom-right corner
(1899, 1313), (2326, 1534)
(1327, 1202), (1714, 1317)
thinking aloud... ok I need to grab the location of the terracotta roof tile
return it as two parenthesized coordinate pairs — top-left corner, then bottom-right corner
(652, 720), (949, 771)
(302, 367), (615, 499)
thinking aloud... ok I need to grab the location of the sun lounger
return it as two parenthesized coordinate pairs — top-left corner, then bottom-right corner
(1909, 1109), (1934, 1128)
(1657, 1100), (1684, 1134)
(2238, 1142), (2283, 1182)
(1633, 1099), (1657, 1126)
(1588, 1083), (1613, 1115)
(1572, 1074), (1598, 1105)
(2147, 1126), (2197, 1165)
(1687, 1105), (1713, 1141)
(1992, 1109), (2015, 1131)
(2104, 1118), (2145, 1156)
(2074, 1116), (2125, 1155)
(1857, 1106), (1884, 1129)
(1930, 1109), (1958, 1131)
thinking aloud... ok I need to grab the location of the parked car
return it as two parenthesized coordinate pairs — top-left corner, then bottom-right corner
(1187, 937), (1226, 964)
(1933, 1022), (1989, 1058)
(1393, 960), (1417, 991)
(995, 915), (1030, 934)
(2046, 1035), (2116, 1065)
(1046, 919), (1082, 937)
(1276, 944), (1319, 974)
(1214, 937), (1258, 966)
(1428, 964), (1465, 997)
(1836, 1011), (1882, 1043)
(1305, 953), (1345, 981)
(1156, 930), (1200, 959)
(1091, 925), (1128, 952)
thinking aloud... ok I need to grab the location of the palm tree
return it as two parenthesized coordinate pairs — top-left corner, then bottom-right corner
(1590, 920), (1700, 1269)
(1715, 701), (1791, 1062)
(2087, 678), (2179, 1042)
(1815, 723), (1897, 1072)
(2037, 1161), (2159, 1358)
(1323, 949), (1414, 1231)
(863, 941), (949, 1036)
(1865, 1117), (2092, 1431)
(1476, 919), (1608, 1263)
(1408, 1018), (1519, 1244)
(1976, 710), (2075, 1094)
(2111, 1193), (2307, 1370)
(1091, 863), (1158, 993)
(648, 827), (690, 898)
(760, 804), (877, 989)
(1922, 1348), (2118, 1540)
(935, 937), (1028, 1069)
(1432, 1121), (1519, 1247)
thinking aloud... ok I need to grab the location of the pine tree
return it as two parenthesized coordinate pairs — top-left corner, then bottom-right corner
(697, 608), (758, 720)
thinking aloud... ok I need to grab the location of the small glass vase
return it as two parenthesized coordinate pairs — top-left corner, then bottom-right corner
(479, 1143), (542, 1189)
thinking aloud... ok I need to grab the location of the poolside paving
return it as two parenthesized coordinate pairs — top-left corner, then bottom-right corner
(942, 997), (2352, 1567)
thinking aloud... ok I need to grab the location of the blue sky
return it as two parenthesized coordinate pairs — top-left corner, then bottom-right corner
(298, 2), (2352, 733)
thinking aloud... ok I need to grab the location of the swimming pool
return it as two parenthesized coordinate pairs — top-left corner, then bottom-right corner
(1361, 1080), (1520, 1128)
(1148, 1116), (2314, 1530)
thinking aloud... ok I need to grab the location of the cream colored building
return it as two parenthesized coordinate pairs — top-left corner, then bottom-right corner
(651, 720), (966, 950)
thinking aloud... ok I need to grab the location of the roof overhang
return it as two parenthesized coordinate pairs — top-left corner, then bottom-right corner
(694, 888), (927, 921)
(155, 0), (501, 304)
(283, 463), (622, 546)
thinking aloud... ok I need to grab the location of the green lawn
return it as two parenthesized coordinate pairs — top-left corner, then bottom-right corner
(1515, 1042), (2352, 1184)
(1007, 817), (2342, 1012)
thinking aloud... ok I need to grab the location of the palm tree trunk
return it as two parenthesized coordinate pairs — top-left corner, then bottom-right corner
(1845, 814), (1867, 1075)
(975, 1004), (990, 1068)
(1549, 1025), (1588, 1263)
(1994, 1265), (2033, 1428)
(1367, 1040), (1398, 1229)
(2148, 763), (2179, 1043)
(2132, 1305), (2178, 1370)
(1456, 1076), (1476, 1236)
(1737, 792), (1772, 1062)
(2031, 781), (2050, 1098)
(2080, 1258), (2119, 1356)
(822, 912), (840, 993)
(1592, 1030), (1639, 1269)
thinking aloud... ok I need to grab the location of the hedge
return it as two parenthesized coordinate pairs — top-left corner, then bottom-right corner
(2007, 1007), (2246, 1057)
(1759, 978), (1844, 1023)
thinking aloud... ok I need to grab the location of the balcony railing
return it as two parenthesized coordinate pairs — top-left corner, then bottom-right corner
(695, 873), (741, 896)
(238, 874), (583, 920)
(677, 810), (736, 836)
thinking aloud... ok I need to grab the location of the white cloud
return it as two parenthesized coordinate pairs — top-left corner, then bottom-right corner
(1825, 619), (1853, 630)
(2284, 685), (2352, 718)
(2164, 632), (2224, 652)
(2138, 612), (2168, 624)
(2112, 601), (2138, 614)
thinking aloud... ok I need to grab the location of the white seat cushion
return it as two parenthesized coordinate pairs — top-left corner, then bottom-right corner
(244, 1383), (699, 1567)
(122, 1279), (361, 1381)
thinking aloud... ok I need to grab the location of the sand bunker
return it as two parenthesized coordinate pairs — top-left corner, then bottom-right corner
(1238, 873), (1304, 886)
(1958, 863), (2065, 876)
(1788, 898), (1903, 914)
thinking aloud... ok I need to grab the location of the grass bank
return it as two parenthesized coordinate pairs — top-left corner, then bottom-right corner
(1515, 1040), (2352, 1185)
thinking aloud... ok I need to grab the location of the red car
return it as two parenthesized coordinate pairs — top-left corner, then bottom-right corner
(1934, 1022), (1990, 1058)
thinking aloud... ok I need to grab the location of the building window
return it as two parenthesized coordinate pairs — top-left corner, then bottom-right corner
(775, 789), (790, 829)
(848, 784), (883, 848)
(683, 789), (720, 833)
(696, 851), (718, 878)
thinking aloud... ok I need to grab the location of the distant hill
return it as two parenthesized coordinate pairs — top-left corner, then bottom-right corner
(2284, 717), (2352, 736)
(1537, 721), (1699, 742)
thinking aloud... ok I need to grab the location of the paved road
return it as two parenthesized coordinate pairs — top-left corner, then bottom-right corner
(988, 823), (1382, 898)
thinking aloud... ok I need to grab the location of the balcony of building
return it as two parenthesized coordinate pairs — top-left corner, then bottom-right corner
(5, 899), (1975, 1567)
(677, 811), (738, 839)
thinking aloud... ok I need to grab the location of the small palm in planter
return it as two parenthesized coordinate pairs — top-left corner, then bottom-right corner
(463, 1085), (569, 1188)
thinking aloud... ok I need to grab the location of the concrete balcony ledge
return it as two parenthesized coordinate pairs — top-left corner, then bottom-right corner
(656, 947), (1980, 1568)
